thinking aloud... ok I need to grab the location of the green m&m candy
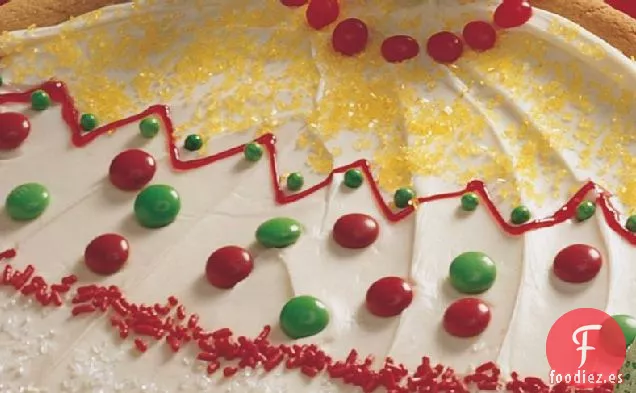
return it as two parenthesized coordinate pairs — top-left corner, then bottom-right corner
(184, 134), (203, 151)
(286, 172), (304, 192)
(256, 217), (302, 248)
(461, 192), (479, 212)
(134, 185), (181, 228)
(449, 251), (496, 294)
(627, 215), (636, 233)
(280, 295), (329, 339)
(80, 113), (98, 132)
(576, 201), (596, 222)
(31, 90), (51, 111)
(394, 187), (415, 209)
(343, 169), (363, 189)
(139, 117), (161, 138)
(510, 205), (531, 225)
(5, 183), (50, 221)
(613, 314), (636, 349)
(244, 142), (264, 162)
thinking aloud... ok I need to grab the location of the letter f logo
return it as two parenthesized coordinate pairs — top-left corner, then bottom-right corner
(572, 324), (602, 368)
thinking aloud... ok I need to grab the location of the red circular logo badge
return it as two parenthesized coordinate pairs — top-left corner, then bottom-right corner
(546, 308), (626, 388)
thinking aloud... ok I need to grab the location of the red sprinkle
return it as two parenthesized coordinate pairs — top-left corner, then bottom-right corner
(207, 361), (221, 374)
(50, 291), (63, 307)
(223, 366), (238, 377)
(2, 264), (14, 284)
(198, 352), (218, 362)
(112, 299), (129, 316)
(280, 0), (308, 6)
(187, 314), (200, 328)
(212, 327), (233, 339)
(133, 324), (161, 337)
(21, 284), (37, 295)
(31, 276), (46, 287)
(61, 275), (78, 285)
(72, 304), (97, 316)
(0, 248), (17, 261)
(35, 290), (49, 305)
(301, 366), (319, 377)
(51, 283), (71, 293)
(167, 336), (181, 352)
(176, 305), (186, 319)
(134, 338), (148, 353)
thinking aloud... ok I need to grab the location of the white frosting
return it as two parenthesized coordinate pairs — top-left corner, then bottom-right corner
(1, 1), (636, 392)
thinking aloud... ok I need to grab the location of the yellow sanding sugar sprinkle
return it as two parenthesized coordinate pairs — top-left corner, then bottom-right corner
(3, 0), (636, 209)
(547, 19), (606, 60)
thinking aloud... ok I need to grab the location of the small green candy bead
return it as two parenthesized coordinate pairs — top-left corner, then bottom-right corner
(0, 75), (3, 87)
(134, 185), (181, 228)
(449, 251), (496, 294)
(244, 142), (263, 162)
(184, 134), (203, 151)
(286, 172), (304, 191)
(31, 90), (51, 111)
(613, 315), (636, 348)
(627, 216), (636, 233)
(461, 192), (479, 212)
(343, 169), (363, 189)
(80, 113), (98, 132)
(139, 117), (160, 138)
(256, 217), (302, 248)
(394, 187), (415, 209)
(279, 295), (329, 339)
(5, 183), (50, 221)
(576, 201), (596, 222)
(510, 205), (531, 225)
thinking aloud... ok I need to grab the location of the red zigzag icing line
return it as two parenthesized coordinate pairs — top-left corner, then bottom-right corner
(1, 80), (633, 243)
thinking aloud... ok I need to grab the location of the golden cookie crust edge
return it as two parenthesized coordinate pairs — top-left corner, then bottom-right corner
(0, 0), (126, 32)
(530, 0), (636, 58)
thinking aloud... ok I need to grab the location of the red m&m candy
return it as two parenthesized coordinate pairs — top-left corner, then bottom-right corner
(84, 234), (130, 275)
(332, 213), (379, 249)
(443, 298), (491, 337)
(0, 112), (30, 150)
(553, 244), (603, 283)
(109, 149), (157, 191)
(366, 277), (413, 317)
(206, 246), (254, 289)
